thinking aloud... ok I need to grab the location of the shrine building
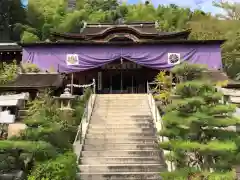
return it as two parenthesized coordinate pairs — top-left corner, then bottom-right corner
(20, 22), (225, 94)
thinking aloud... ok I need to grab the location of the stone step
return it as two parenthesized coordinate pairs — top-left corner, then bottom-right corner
(88, 123), (155, 129)
(18, 110), (28, 116)
(83, 143), (158, 150)
(97, 94), (147, 97)
(89, 123), (154, 127)
(96, 100), (148, 102)
(96, 96), (147, 102)
(91, 113), (152, 117)
(17, 116), (26, 121)
(87, 127), (155, 133)
(97, 96), (147, 98)
(95, 101), (148, 104)
(90, 117), (153, 121)
(94, 104), (149, 107)
(77, 172), (162, 180)
(86, 132), (156, 138)
(90, 118), (153, 123)
(91, 115), (152, 118)
(91, 116), (152, 119)
(93, 110), (150, 113)
(90, 121), (154, 125)
(81, 150), (162, 157)
(94, 102), (149, 105)
(85, 137), (157, 144)
(80, 157), (163, 164)
(79, 164), (165, 173)
(87, 130), (155, 136)
(86, 134), (157, 142)
(96, 97), (147, 99)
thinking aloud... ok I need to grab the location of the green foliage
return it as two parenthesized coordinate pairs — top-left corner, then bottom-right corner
(171, 63), (208, 82)
(214, 1), (240, 20)
(27, 152), (77, 180)
(160, 63), (240, 172)
(153, 71), (173, 114)
(0, 89), (88, 178)
(0, 60), (18, 85)
(21, 62), (41, 73)
(21, 31), (40, 43)
(161, 168), (236, 180)
(0, 140), (57, 172)
(174, 81), (215, 98)
(188, 16), (240, 79)
(14, 127), (72, 152)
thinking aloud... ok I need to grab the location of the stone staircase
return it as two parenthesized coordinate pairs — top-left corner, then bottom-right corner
(77, 94), (166, 180)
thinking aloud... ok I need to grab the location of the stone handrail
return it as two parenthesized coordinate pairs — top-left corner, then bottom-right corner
(147, 93), (175, 172)
(73, 93), (96, 162)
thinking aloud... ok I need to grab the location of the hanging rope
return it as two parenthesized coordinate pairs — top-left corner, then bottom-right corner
(66, 79), (95, 89)
(66, 82), (95, 88)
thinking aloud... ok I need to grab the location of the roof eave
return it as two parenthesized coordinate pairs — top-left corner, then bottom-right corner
(19, 39), (226, 47)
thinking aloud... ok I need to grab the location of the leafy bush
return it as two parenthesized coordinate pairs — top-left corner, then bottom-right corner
(0, 88), (89, 176)
(161, 168), (236, 180)
(12, 127), (72, 152)
(161, 168), (200, 180)
(0, 60), (18, 85)
(21, 62), (41, 73)
(0, 141), (57, 161)
(171, 62), (208, 81)
(21, 31), (40, 43)
(0, 152), (24, 173)
(0, 140), (57, 173)
(27, 152), (77, 180)
(160, 63), (240, 172)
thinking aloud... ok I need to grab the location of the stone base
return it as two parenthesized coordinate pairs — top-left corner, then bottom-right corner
(7, 123), (27, 138)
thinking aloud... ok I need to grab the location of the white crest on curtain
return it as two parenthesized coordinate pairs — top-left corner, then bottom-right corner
(168, 53), (181, 65)
(66, 54), (79, 66)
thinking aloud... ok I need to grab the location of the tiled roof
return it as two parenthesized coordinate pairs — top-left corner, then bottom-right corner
(0, 73), (63, 90)
(205, 70), (230, 82)
(0, 43), (22, 51)
(52, 22), (191, 41)
(204, 70), (240, 88)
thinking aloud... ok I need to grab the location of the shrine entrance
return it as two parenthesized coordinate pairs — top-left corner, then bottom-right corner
(97, 59), (156, 94)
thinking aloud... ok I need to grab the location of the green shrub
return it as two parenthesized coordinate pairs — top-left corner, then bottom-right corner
(2, 90), (88, 177)
(161, 168), (200, 180)
(27, 152), (78, 180)
(0, 60), (18, 85)
(171, 62), (208, 81)
(0, 141), (58, 173)
(161, 168), (236, 180)
(11, 127), (72, 152)
(0, 140), (57, 161)
(0, 152), (24, 173)
(21, 62), (41, 73)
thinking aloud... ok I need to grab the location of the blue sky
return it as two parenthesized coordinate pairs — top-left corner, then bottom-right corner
(126, 0), (240, 14)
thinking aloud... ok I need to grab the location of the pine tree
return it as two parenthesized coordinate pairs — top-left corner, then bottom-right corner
(159, 63), (240, 177)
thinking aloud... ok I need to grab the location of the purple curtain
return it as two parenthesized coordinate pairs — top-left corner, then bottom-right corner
(23, 44), (222, 73)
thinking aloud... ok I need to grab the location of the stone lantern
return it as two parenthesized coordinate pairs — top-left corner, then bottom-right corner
(55, 88), (76, 110)
(54, 88), (76, 124)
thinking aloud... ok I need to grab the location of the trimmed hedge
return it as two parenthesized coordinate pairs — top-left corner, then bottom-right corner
(11, 127), (72, 152)
(0, 140), (57, 161)
(161, 168), (236, 180)
(0, 140), (57, 173)
(27, 152), (78, 180)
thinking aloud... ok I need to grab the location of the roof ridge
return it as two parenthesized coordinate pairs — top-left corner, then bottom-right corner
(19, 72), (60, 74)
